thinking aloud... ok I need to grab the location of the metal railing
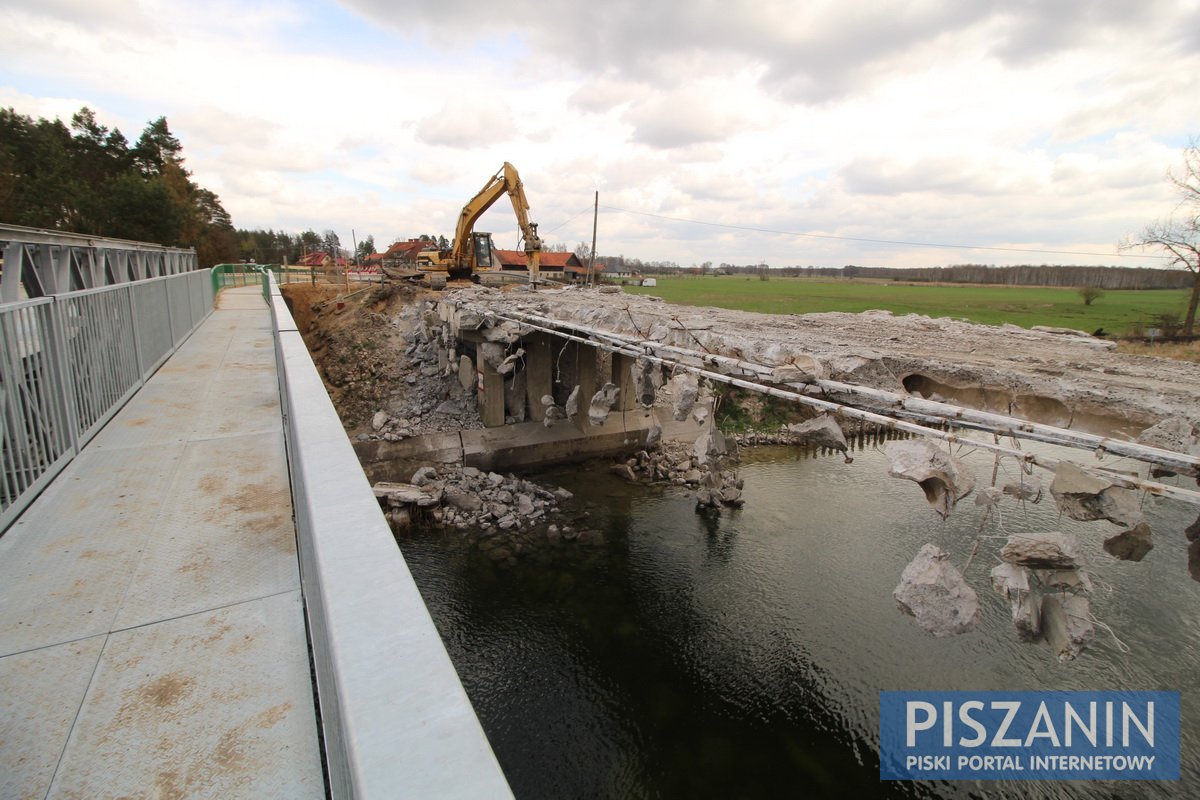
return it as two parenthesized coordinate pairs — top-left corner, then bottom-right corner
(1, 223), (199, 303)
(0, 269), (214, 531)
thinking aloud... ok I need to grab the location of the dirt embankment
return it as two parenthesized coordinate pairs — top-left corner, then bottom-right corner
(280, 282), (482, 440)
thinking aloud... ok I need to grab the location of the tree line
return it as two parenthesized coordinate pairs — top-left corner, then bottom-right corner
(0, 107), (239, 266)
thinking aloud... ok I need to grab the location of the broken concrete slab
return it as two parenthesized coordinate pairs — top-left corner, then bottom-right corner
(884, 440), (976, 519)
(1000, 531), (1078, 569)
(1136, 416), (1198, 453)
(1103, 522), (1154, 562)
(1040, 594), (1094, 662)
(893, 543), (980, 637)
(1049, 462), (1143, 527)
(770, 355), (824, 384)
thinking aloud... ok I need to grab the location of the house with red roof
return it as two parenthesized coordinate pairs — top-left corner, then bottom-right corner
(493, 250), (601, 282)
(382, 238), (438, 267)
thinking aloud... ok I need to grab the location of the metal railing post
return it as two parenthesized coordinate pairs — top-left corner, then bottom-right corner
(125, 284), (147, 386)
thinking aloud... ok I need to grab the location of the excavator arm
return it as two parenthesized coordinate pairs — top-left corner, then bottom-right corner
(443, 162), (542, 280)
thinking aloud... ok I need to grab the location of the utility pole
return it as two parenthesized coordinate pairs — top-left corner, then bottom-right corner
(588, 190), (598, 286)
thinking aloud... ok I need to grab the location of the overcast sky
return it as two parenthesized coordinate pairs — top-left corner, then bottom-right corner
(3, 0), (1198, 268)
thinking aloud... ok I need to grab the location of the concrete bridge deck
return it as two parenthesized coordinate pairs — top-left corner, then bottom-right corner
(0, 287), (324, 798)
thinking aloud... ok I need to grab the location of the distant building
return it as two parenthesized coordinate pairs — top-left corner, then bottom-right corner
(382, 238), (438, 267)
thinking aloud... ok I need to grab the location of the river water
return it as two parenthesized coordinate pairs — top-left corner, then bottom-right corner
(397, 440), (1199, 799)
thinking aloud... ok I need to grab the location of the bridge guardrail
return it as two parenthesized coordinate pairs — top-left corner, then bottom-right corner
(0, 268), (214, 532)
(264, 272), (513, 799)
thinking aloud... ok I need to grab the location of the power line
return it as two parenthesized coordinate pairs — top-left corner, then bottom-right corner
(599, 205), (1171, 261)
(542, 206), (595, 236)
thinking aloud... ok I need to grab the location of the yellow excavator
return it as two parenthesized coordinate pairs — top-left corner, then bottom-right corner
(423, 162), (542, 285)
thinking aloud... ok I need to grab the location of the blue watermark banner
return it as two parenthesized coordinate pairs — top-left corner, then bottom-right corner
(880, 691), (1180, 781)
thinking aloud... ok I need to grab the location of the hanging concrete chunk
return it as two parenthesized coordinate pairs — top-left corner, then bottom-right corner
(1040, 595), (1094, 662)
(633, 357), (661, 407)
(884, 440), (976, 519)
(893, 544), (980, 637)
(1035, 569), (1094, 594)
(694, 430), (728, 466)
(1000, 531), (1078, 569)
(670, 374), (699, 421)
(990, 563), (1031, 598)
(645, 413), (662, 449)
(1002, 475), (1043, 503)
(588, 383), (620, 426)
(1049, 462), (1143, 527)
(786, 415), (850, 459)
(1185, 514), (1200, 542)
(989, 563), (1040, 641)
(457, 354), (475, 390)
(974, 486), (1004, 508)
(565, 385), (581, 420)
(1103, 522), (1154, 562)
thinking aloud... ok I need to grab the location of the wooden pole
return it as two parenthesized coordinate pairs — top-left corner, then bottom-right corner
(588, 190), (598, 286)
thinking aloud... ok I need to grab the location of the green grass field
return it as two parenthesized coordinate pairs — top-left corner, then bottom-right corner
(623, 276), (1191, 334)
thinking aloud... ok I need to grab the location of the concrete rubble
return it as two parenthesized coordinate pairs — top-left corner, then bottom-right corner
(893, 544), (980, 637)
(374, 465), (602, 565)
(884, 440), (976, 519)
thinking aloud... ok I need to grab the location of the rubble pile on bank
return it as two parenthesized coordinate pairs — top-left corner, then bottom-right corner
(374, 465), (602, 564)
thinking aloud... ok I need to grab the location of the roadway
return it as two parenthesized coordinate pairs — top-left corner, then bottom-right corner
(0, 286), (324, 798)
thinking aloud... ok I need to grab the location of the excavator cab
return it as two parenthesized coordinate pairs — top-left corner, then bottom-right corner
(472, 232), (495, 270)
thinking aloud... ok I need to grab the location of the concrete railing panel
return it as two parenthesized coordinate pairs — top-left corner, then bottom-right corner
(265, 276), (513, 799)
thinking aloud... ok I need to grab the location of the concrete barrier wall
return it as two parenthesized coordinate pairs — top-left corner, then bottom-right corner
(265, 276), (513, 799)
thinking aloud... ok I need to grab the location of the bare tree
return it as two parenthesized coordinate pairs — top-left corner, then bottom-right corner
(1123, 139), (1200, 335)
(1078, 286), (1103, 306)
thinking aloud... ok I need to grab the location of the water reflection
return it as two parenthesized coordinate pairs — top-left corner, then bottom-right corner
(399, 441), (1199, 799)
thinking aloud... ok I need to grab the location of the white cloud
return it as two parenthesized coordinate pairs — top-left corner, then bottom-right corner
(1, 0), (1196, 269)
